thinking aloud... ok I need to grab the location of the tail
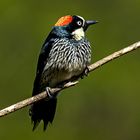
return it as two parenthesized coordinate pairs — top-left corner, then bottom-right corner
(29, 98), (57, 131)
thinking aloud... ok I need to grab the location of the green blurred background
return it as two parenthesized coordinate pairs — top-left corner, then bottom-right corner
(0, 0), (140, 140)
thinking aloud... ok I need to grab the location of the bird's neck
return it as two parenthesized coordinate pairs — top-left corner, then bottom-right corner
(52, 26), (70, 38)
(52, 26), (85, 41)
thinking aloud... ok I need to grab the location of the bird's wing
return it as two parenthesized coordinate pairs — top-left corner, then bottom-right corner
(32, 33), (55, 96)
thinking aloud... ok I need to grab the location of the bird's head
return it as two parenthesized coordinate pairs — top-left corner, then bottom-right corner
(53, 15), (98, 40)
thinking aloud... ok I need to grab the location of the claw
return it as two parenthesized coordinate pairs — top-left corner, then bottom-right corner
(46, 87), (54, 99)
(80, 67), (89, 79)
(84, 67), (89, 76)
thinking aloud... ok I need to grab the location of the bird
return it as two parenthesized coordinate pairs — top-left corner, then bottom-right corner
(29, 15), (98, 131)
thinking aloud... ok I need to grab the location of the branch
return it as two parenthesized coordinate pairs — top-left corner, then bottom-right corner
(0, 41), (140, 117)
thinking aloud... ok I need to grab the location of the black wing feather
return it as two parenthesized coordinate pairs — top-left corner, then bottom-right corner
(30, 29), (58, 131)
(32, 31), (56, 96)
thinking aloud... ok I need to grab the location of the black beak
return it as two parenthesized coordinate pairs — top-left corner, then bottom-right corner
(84, 20), (98, 31)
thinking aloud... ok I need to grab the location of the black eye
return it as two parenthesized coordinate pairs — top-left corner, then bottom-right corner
(77, 21), (82, 26)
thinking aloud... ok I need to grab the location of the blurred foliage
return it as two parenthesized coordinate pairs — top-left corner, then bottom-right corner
(0, 0), (140, 140)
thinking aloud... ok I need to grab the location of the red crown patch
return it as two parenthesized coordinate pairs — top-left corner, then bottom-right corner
(55, 15), (73, 26)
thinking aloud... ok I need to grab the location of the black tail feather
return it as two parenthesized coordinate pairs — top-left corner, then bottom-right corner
(32, 119), (40, 131)
(30, 98), (57, 131)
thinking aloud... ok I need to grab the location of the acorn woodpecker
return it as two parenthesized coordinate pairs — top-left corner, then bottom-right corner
(29, 15), (97, 131)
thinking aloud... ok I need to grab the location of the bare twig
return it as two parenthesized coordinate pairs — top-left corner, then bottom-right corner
(0, 41), (140, 117)
(0, 81), (78, 117)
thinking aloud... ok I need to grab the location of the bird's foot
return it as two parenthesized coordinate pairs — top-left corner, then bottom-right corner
(46, 87), (54, 99)
(80, 67), (89, 79)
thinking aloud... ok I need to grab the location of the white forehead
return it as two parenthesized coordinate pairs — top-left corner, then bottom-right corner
(76, 15), (85, 25)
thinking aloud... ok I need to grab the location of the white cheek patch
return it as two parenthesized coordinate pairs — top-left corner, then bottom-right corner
(72, 28), (85, 40)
